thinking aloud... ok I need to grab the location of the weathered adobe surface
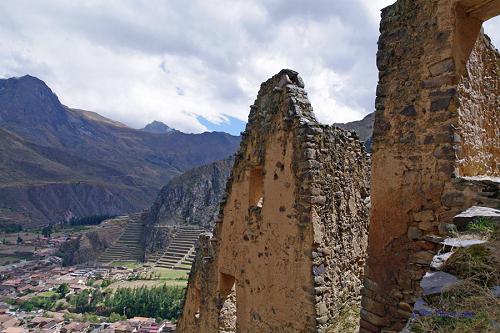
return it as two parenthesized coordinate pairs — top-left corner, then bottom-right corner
(360, 0), (500, 332)
(177, 69), (370, 333)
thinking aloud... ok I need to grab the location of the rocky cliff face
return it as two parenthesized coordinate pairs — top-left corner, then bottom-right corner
(58, 215), (136, 265)
(145, 157), (233, 229)
(0, 75), (240, 227)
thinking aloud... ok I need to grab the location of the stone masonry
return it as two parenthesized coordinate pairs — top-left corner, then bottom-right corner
(360, 0), (500, 332)
(177, 69), (370, 333)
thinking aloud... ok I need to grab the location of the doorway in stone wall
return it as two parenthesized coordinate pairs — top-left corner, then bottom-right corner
(218, 272), (237, 332)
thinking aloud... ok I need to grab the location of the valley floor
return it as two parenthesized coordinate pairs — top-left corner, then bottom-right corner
(0, 228), (187, 333)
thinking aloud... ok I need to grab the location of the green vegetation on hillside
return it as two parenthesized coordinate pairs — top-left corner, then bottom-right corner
(0, 223), (23, 233)
(68, 215), (117, 227)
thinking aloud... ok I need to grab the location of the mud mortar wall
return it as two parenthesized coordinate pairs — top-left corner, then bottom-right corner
(177, 69), (370, 333)
(361, 0), (500, 332)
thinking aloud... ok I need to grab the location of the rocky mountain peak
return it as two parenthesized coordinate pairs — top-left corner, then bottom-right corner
(0, 75), (241, 227)
(0, 74), (67, 126)
(142, 120), (176, 134)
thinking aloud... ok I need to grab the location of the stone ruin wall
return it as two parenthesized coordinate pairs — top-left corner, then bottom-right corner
(360, 0), (500, 332)
(456, 32), (499, 176)
(312, 126), (371, 331)
(178, 1), (499, 331)
(177, 69), (370, 333)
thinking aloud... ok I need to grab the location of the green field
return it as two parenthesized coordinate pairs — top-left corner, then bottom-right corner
(107, 261), (142, 269)
(38, 291), (58, 298)
(105, 267), (189, 290)
(107, 279), (187, 290)
(154, 268), (189, 280)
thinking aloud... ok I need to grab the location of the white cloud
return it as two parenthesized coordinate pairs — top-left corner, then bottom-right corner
(364, 0), (395, 23)
(2, 0), (496, 134)
(484, 16), (500, 49)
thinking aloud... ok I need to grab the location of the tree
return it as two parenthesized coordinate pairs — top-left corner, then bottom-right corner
(42, 225), (52, 238)
(82, 313), (99, 323)
(57, 283), (70, 298)
(55, 300), (68, 311)
(16, 234), (23, 244)
(100, 279), (113, 288)
(72, 290), (91, 313)
(69, 215), (116, 227)
(102, 284), (184, 320)
(71, 288), (105, 314)
(109, 312), (126, 322)
(20, 296), (55, 311)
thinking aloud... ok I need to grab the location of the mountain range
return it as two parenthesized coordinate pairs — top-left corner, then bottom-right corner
(141, 114), (374, 230)
(0, 75), (240, 227)
(0, 75), (374, 228)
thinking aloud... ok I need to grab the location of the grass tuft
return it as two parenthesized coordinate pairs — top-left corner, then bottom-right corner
(442, 244), (499, 287)
(411, 281), (500, 333)
(466, 217), (498, 240)
(411, 217), (500, 332)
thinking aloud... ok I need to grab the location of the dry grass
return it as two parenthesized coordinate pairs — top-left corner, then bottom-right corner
(326, 301), (361, 333)
(411, 280), (500, 333)
(443, 244), (499, 287)
(411, 219), (500, 333)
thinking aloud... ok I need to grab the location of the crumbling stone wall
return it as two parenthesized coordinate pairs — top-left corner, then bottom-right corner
(456, 33), (499, 176)
(360, 1), (500, 332)
(177, 69), (370, 333)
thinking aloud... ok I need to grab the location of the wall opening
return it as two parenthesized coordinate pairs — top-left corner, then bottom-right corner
(218, 272), (237, 332)
(484, 15), (500, 46)
(248, 167), (264, 208)
(193, 287), (201, 319)
(455, 1), (500, 177)
(360, 1), (500, 331)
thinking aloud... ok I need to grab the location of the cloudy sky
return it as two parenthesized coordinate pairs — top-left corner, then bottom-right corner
(0, 1), (499, 135)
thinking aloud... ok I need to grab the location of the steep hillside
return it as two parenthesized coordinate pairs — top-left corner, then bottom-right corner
(145, 157), (233, 229)
(59, 215), (133, 265)
(0, 75), (240, 227)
